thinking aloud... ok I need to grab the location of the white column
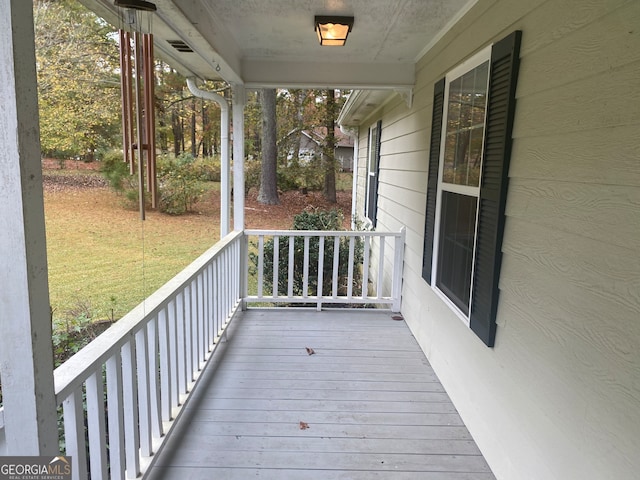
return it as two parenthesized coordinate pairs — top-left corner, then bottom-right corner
(220, 96), (231, 237)
(232, 85), (246, 232)
(0, 0), (58, 454)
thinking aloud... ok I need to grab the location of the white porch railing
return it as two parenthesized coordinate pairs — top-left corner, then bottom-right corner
(52, 230), (242, 480)
(244, 228), (405, 311)
(0, 227), (405, 477)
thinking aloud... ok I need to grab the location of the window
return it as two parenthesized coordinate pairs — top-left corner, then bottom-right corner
(365, 120), (381, 227)
(422, 31), (522, 347)
(435, 50), (490, 316)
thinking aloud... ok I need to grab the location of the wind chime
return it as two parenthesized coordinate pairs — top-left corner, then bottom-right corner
(116, 0), (157, 219)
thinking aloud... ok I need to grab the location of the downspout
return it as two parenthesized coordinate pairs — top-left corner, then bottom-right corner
(340, 125), (359, 230)
(186, 77), (230, 237)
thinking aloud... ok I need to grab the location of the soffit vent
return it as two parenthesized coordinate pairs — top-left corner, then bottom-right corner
(167, 40), (194, 53)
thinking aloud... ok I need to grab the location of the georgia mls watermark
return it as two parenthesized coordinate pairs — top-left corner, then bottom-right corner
(0, 457), (71, 480)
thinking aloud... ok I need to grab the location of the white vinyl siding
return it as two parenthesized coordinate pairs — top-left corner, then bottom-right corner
(352, 1), (640, 479)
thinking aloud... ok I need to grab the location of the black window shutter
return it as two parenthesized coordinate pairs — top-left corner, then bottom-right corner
(422, 78), (445, 284)
(470, 30), (522, 346)
(368, 119), (383, 227)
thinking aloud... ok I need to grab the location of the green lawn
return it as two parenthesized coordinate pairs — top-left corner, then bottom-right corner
(44, 169), (353, 325)
(44, 179), (220, 324)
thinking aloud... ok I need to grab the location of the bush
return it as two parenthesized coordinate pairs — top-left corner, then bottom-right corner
(277, 166), (301, 191)
(244, 158), (261, 195)
(192, 156), (221, 182)
(279, 156), (324, 192)
(244, 156), (325, 196)
(252, 208), (363, 299)
(101, 151), (213, 215)
(156, 155), (205, 215)
(101, 149), (134, 193)
(51, 299), (114, 368)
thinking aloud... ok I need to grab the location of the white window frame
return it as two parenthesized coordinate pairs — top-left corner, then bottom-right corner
(431, 45), (492, 325)
(364, 122), (379, 224)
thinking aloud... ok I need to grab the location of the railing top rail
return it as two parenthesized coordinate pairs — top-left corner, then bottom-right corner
(245, 229), (403, 237)
(54, 230), (243, 401)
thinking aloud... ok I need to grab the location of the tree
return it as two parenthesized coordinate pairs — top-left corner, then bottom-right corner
(323, 89), (338, 203)
(34, 0), (121, 160)
(288, 90), (307, 164)
(258, 88), (279, 204)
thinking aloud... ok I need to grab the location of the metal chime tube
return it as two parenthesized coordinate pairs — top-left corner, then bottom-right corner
(133, 31), (146, 220)
(119, 30), (130, 167)
(118, 6), (157, 218)
(143, 33), (157, 208)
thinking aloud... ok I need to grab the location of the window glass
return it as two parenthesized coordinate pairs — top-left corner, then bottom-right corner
(442, 60), (489, 187)
(365, 122), (380, 224)
(368, 126), (378, 173)
(436, 191), (477, 315)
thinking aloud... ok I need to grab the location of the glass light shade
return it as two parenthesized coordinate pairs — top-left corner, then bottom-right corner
(114, 0), (157, 11)
(315, 16), (353, 46)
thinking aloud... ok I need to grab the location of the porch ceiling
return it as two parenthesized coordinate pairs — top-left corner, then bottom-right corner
(80, 0), (475, 89)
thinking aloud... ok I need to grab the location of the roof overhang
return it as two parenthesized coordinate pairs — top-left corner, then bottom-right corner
(338, 89), (401, 128)
(79, 0), (475, 89)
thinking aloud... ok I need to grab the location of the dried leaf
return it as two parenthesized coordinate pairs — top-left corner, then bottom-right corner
(299, 421), (310, 430)
(305, 347), (315, 355)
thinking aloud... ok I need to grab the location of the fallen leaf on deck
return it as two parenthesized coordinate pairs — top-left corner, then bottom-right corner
(299, 421), (310, 430)
(305, 347), (315, 355)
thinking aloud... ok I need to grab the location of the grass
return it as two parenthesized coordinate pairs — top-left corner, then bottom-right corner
(44, 184), (220, 323)
(44, 169), (353, 324)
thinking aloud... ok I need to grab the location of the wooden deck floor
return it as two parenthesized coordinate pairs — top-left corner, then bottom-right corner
(146, 309), (495, 480)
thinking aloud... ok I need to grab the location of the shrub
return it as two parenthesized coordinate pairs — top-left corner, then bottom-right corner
(102, 151), (210, 215)
(100, 149), (134, 193)
(51, 299), (116, 368)
(279, 156), (324, 192)
(277, 166), (301, 191)
(244, 158), (261, 195)
(192, 156), (221, 182)
(252, 208), (363, 299)
(52, 312), (94, 368)
(157, 155), (205, 215)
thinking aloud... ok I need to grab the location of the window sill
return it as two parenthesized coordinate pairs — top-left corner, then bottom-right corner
(432, 285), (471, 328)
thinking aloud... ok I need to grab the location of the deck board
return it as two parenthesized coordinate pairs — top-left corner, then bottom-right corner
(146, 309), (495, 480)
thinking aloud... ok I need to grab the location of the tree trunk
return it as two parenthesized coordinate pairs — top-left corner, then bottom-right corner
(257, 88), (280, 204)
(323, 89), (337, 203)
(191, 97), (197, 157)
(181, 115), (185, 153)
(201, 103), (209, 156)
(171, 109), (181, 155)
(158, 116), (168, 153)
(291, 90), (306, 165)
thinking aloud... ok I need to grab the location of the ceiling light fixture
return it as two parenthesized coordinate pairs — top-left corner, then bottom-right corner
(314, 16), (354, 46)
(114, 0), (157, 11)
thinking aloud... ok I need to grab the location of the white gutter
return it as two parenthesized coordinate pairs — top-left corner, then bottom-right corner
(340, 125), (359, 230)
(187, 77), (230, 237)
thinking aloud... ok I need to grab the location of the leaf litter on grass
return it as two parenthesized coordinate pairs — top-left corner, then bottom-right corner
(43, 169), (352, 324)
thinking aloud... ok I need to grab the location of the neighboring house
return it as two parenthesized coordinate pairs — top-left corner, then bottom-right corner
(339, 2), (640, 479)
(293, 127), (355, 172)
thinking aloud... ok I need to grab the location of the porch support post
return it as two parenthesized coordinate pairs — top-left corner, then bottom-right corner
(0, 0), (58, 454)
(233, 85), (247, 309)
(232, 85), (245, 232)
